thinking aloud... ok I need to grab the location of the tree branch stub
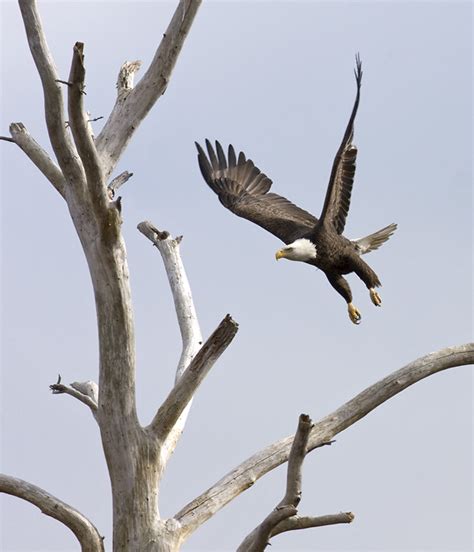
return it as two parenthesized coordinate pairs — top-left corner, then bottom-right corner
(108, 170), (134, 199)
(271, 512), (355, 538)
(148, 314), (238, 442)
(67, 41), (107, 209)
(116, 60), (142, 97)
(278, 413), (313, 510)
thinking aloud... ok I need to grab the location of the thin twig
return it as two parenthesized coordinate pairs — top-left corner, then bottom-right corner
(50, 377), (98, 419)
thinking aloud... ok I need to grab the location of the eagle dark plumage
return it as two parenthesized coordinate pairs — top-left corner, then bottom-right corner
(195, 55), (397, 324)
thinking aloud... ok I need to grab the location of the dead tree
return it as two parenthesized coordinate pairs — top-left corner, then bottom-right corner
(1, 1), (472, 551)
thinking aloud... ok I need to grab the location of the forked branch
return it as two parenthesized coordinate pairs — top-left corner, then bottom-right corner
(138, 221), (205, 463)
(176, 343), (474, 538)
(0, 475), (104, 552)
(237, 414), (315, 551)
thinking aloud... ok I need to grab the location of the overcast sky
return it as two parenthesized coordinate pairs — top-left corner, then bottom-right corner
(1, 1), (472, 551)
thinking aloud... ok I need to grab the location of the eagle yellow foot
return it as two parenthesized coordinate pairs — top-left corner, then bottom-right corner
(348, 303), (362, 325)
(370, 288), (382, 307)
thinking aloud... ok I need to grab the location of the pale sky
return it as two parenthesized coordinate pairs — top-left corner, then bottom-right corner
(1, 1), (472, 551)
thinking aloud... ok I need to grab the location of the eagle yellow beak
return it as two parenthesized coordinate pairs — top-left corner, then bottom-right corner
(275, 249), (285, 261)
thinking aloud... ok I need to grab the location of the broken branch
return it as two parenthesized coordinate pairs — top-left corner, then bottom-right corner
(148, 314), (238, 441)
(67, 42), (106, 207)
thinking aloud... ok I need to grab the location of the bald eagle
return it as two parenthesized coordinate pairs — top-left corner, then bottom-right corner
(195, 56), (396, 324)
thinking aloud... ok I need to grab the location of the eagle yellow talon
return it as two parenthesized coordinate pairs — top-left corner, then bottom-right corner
(370, 288), (382, 307)
(348, 303), (362, 325)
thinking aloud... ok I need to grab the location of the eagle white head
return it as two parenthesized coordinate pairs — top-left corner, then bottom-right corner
(275, 238), (317, 262)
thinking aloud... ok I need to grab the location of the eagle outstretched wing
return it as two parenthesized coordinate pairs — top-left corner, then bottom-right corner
(319, 54), (362, 234)
(196, 140), (318, 244)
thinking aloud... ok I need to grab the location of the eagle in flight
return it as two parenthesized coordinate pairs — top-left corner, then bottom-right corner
(195, 56), (396, 324)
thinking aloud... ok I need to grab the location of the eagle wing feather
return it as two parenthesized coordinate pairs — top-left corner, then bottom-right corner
(196, 140), (317, 244)
(319, 54), (362, 234)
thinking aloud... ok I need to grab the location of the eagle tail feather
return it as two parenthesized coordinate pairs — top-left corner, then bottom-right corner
(353, 223), (397, 255)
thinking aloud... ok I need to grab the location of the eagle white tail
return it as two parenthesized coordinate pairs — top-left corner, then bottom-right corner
(353, 223), (397, 255)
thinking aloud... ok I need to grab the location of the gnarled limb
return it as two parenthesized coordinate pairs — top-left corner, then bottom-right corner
(5, 123), (65, 197)
(0, 474), (104, 552)
(96, 0), (202, 179)
(176, 343), (474, 538)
